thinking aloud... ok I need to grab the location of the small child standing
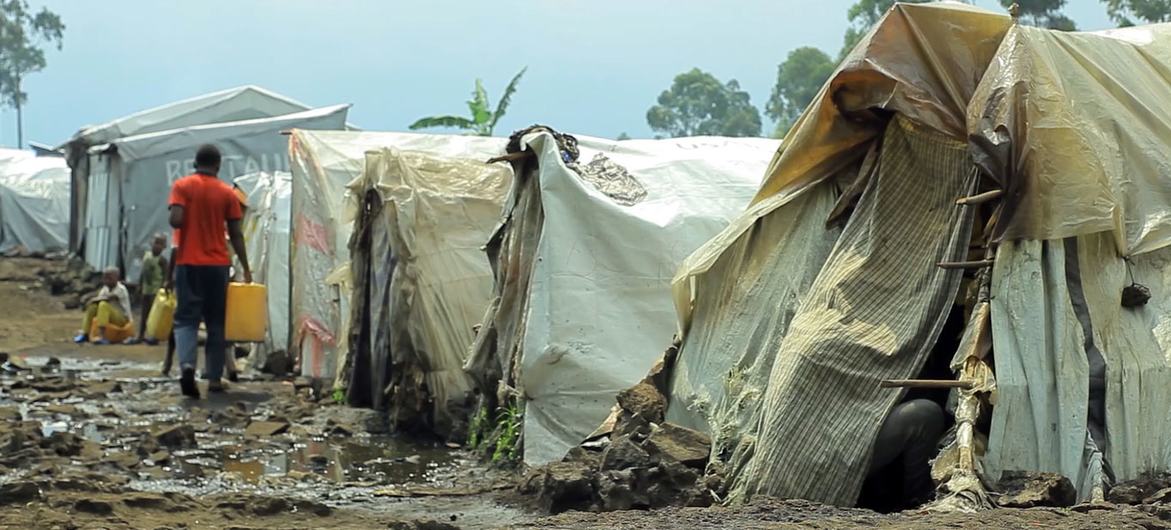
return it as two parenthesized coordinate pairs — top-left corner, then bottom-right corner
(127, 234), (168, 345)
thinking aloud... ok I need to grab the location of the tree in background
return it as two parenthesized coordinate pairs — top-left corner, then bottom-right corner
(617, 132), (631, 141)
(646, 68), (762, 138)
(766, 47), (835, 138)
(409, 67), (526, 136)
(840, 0), (930, 58)
(1102, 0), (1171, 25)
(0, 0), (64, 148)
(1001, 0), (1077, 30)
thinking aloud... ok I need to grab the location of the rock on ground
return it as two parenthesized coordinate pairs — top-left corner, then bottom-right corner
(615, 382), (666, 424)
(996, 471), (1077, 508)
(519, 461), (596, 513)
(152, 424), (196, 448)
(1110, 473), (1171, 505)
(645, 423), (711, 468)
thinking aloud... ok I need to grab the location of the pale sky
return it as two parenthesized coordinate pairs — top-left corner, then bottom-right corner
(1, 0), (1113, 147)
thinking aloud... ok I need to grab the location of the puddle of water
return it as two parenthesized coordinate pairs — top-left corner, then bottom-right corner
(212, 436), (456, 485)
(40, 421), (68, 437)
(81, 423), (104, 443)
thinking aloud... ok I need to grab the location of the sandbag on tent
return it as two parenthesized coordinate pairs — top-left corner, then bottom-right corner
(345, 140), (509, 438)
(59, 85), (315, 252)
(234, 171), (293, 371)
(85, 105), (349, 282)
(467, 127), (776, 466)
(288, 130), (513, 385)
(0, 149), (70, 256)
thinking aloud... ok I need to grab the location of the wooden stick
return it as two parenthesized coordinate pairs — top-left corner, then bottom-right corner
(486, 151), (532, 165)
(937, 259), (995, 270)
(880, 379), (974, 389)
(956, 189), (1004, 206)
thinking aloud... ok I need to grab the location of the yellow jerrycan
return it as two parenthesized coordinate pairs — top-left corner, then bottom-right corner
(225, 282), (267, 342)
(146, 289), (177, 341)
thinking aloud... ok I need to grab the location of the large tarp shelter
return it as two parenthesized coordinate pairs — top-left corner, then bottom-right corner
(662, 1), (1171, 510)
(0, 149), (70, 255)
(344, 138), (509, 438)
(967, 21), (1171, 502)
(467, 128), (776, 466)
(84, 105), (349, 283)
(235, 171), (293, 369)
(60, 86), (313, 252)
(665, 3), (1012, 507)
(289, 130), (508, 384)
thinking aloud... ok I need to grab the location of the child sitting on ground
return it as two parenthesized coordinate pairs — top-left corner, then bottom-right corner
(73, 268), (132, 345)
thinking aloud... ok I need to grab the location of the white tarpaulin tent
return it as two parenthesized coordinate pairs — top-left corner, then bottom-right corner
(289, 129), (511, 383)
(467, 127), (777, 466)
(85, 105), (349, 283)
(60, 86), (314, 251)
(344, 137), (509, 437)
(235, 171), (293, 368)
(0, 149), (70, 255)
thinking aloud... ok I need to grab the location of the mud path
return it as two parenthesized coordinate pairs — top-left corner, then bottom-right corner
(0, 354), (534, 529)
(0, 258), (532, 529)
(0, 258), (77, 353)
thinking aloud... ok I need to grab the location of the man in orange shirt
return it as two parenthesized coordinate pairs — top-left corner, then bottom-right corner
(169, 144), (252, 398)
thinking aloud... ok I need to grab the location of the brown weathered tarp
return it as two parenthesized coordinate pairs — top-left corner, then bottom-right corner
(673, 3), (1010, 330)
(969, 23), (1171, 256)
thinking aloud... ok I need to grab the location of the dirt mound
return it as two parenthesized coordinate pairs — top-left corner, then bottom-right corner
(520, 378), (717, 514)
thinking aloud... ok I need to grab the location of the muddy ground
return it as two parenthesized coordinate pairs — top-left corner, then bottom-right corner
(4, 256), (1171, 530)
(0, 258), (528, 529)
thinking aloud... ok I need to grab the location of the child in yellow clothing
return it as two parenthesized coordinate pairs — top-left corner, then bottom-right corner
(74, 268), (132, 345)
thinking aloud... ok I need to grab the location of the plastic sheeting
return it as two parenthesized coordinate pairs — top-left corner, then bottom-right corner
(660, 2), (1171, 507)
(87, 105), (349, 282)
(0, 149), (70, 255)
(347, 141), (509, 436)
(470, 130), (776, 466)
(664, 181), (840, 446)
(61, 86), (312, 154)
(675, 3), (1010, 331)
(969, 23), (1171, 256)
(235, 171), (293, 368)
(737, 117), (974, 506)
(288, 130), (512, 383)
(989, 234), (1171, 499)
(662, 3), (1013, 506)
(966, 20), (1171, 498)
(60, 86), (314, 251)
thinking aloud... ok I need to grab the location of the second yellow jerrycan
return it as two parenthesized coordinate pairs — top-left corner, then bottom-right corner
(225, 282), (267, 342)
(146, 289), (176, 341)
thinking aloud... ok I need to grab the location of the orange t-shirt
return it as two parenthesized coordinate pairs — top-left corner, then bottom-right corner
(169, 173), (242, 266)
